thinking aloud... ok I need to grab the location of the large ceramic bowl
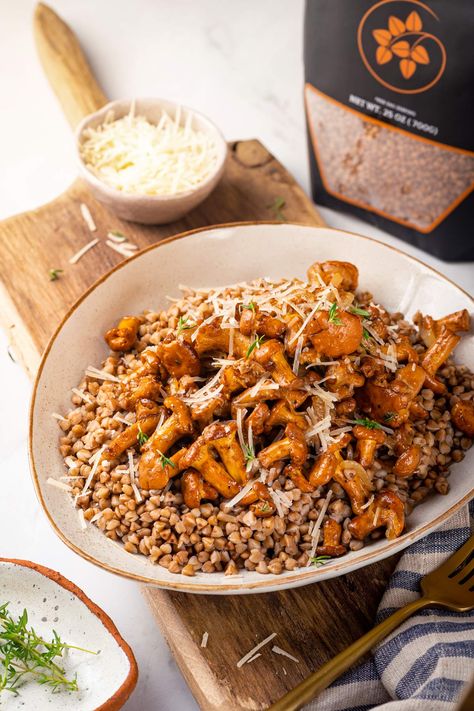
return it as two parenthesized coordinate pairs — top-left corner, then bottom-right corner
(0, 558), (137, 709)
(29, 223), (473, 594)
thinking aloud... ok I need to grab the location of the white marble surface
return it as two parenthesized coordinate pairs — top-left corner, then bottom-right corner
(0, 1), (472, 710)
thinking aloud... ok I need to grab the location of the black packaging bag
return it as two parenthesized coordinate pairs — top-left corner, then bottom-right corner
(304, 0), (474, 261)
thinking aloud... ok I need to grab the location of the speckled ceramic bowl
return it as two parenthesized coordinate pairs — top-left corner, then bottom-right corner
(29, 223), (474, 594)
(75, 98), (227, 224)
(0, 559), (137, 709)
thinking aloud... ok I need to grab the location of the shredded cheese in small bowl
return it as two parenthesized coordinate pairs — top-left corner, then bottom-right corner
(76, 98), (227, 225)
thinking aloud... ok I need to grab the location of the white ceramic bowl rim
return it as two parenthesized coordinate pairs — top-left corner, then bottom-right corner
(0, 557), (138, 709)
(75, 97), (228, 204)
(29, 222), (474, 594)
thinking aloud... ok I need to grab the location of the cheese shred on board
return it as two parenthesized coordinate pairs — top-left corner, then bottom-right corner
(80, 108), (220, 196)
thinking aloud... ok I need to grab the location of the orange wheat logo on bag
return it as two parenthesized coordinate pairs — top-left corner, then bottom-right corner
(357, 1), (446, 94)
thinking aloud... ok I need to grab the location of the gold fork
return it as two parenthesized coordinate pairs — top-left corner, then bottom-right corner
(270, 534), (474, 711)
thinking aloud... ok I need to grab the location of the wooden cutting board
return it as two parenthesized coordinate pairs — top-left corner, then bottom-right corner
(0, 5), (398, 709)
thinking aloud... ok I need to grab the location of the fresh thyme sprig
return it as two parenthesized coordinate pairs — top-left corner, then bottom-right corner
(0, 603), (96, 695)
(328, 302), (342, 325)
(353, 417), (382, 430)
(246, 334), (265, 358)
(242, 442), (256, 470)
(177, 316), (194, 335)
(241, 302), (256, 312)
(158, 451), (176, 469)
(267, 196), (286, 221)
(48, 269), (63, 282)
(310, 555), (331, 568)
(350, 306), (371, 318)
(137, 424), (149, 446)
(383, 412), (396, 422)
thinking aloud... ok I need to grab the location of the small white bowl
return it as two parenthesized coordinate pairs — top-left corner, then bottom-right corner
(75, 98), (227, 224)
(0, 558), (138, 710)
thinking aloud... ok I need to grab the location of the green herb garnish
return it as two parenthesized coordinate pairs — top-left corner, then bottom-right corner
(48, 268), (63, 282)
(0, 603), (96, 695)
(362, 328), (371, 341)
(246, 334), (265, 358)
(310, 555), (331, 568)
(242, 443), (256, 467)
(353, 417), (382, 430)
(383, 412), (396, 422)
(158, 451), (176, 469)
(241, 302), (256, 312)
(350, 306), (371, 318)
(259, 501), (272, 513)
(137, 424), (149, 446)
(328, 302), (342, 325)
(267, 196), (286, 221)
(177, 316), (194, 335)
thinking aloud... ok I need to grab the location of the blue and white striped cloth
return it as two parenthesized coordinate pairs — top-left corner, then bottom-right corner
(308, 502), (474, 711)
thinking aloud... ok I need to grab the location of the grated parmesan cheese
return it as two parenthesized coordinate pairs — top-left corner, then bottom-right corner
(128, 451), (143, 503)
(80, 203), (97, 231)
(307, 490), (333, 564)
(46, 477), (72, 492)
(69, 238), (99, 265)
(106, 240), (136, 259)
(360, 494), (375, 510)
(237, 632), (277, 668)
(82, 445), (106, 495)
(71, 387), (93, 404)
(85, 366), (120, 382)
(292, 336), (304, 375)
(224, 479), (255, 510)
(78, 508), (87, 531)
(80, 108), (220, 197)
(272, 646), (300, 663)
(246, 653), (261, 664)
(373, 506), (381, 528)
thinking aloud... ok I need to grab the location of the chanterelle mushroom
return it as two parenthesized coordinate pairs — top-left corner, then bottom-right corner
(202, 421), (248, 484)
(451, 401), (474, 437)
(310, 310), (363, 358)
(308, 434), (351, 487)
(105, 399), (162, 461)
(181, 469), (218, 509)
(180, 436), (240, 499)
(348, 490), (405, 540)
(258, 422), (307, 469)
(253, 339), (298, 387)
(307, 260), (358, 291)
(316, 518), (346, 557)
(352, 425), (385, 468)
(265, 399), (307, 431)
(157, 339), (201, 378)
(138, 447), (187, 491)
(333, 460), (374, 514)
(105, 316), (141, 352)
(239, 303), (286, 339)
(422, 326), (460, 393)
(138, 396), (193, 486)
(356, 364), (425, 427)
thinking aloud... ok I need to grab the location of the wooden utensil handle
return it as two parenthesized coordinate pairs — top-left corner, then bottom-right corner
(270, 596), (433, 711)
(34, 3), (108, 128)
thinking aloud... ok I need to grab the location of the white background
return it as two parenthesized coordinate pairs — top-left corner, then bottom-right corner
(0, 1), (472, 709)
